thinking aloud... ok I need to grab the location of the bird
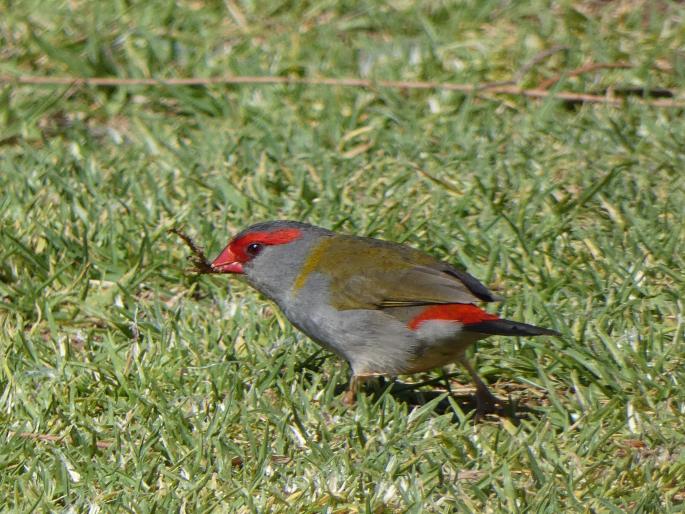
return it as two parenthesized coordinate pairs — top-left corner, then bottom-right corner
(210, 220), (560, 415)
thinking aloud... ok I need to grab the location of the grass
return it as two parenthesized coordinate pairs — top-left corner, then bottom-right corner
(1, 0), (685, 511)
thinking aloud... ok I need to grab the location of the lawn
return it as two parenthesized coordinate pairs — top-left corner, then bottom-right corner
(1, 1), (684, 512)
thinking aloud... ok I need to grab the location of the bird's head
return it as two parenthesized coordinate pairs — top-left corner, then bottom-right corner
(211, 222), (304, 274)
(211, 220), (331, 301)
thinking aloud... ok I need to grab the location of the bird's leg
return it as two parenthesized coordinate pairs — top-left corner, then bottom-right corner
(458, 356), (502, 417)
(342, 375), (359, 405)
(342, 374), (372, 405)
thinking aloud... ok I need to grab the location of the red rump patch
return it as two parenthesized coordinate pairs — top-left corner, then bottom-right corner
(229, 228), (302, 262)
(408, 304), (499, 330)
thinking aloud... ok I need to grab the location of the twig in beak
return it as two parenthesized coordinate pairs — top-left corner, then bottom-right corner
(169, 228), (217, 274)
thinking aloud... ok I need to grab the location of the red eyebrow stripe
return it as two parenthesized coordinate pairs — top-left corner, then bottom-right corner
(408, 304), (499, 330)
(233, 228), (302, 247)
(229, 228), (302, 261)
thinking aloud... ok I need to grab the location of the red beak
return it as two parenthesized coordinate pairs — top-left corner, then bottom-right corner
(211, 245), (244, 274)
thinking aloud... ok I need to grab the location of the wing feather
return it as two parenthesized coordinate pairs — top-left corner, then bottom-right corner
(336, 265), (501, 310)
(298, 235), (502, 310)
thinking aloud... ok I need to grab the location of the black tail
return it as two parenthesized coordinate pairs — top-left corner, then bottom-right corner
(465, 319), (560, 337)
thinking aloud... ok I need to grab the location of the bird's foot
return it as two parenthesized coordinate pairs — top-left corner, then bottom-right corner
(342, 388), (357, 406)
(474, 387), (504, 420)
(341, 374), (379, 406)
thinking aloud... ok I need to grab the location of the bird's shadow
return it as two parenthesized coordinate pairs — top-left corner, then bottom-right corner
(335, 377), (542, 424)
(294, 351), (541, 423)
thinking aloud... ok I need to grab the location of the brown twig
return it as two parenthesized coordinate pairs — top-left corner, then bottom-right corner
(481, 86), (681, 107)
(169, 228), (216, 274)
(1, 74), (682, 108)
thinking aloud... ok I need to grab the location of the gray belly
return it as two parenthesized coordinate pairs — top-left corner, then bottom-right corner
(272, 273), (484, 377)
(281, 302), (421, 376)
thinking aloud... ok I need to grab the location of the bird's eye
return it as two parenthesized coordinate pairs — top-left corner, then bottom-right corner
(246, 243), (264, 257)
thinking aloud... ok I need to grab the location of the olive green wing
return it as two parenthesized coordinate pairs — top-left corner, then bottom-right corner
(297, 234), (502, 310)
(335, 265), (502, 310)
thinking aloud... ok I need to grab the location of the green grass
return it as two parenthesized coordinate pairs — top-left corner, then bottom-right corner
(1, 0), (685, 511)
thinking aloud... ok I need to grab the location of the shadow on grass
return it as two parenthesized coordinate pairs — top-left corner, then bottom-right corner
(295, 351), (543, 423)
(337, 378), (543, 424)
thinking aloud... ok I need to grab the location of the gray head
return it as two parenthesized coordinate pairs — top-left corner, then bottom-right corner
(210, 220), (332, 303)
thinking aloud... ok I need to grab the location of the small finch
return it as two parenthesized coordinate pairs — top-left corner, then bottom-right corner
(211, 221), (559, 414)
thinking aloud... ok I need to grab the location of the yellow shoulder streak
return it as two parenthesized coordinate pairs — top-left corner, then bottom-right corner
(292, 237), (333, 293)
